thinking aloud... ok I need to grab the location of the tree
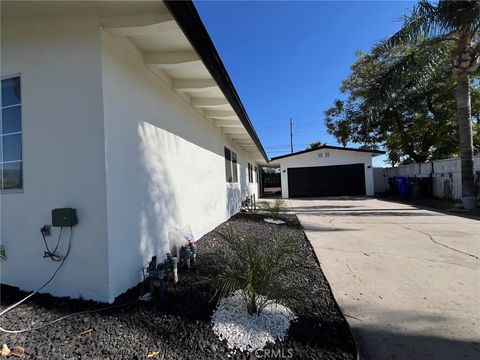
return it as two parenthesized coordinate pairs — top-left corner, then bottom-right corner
(306, 141), (326, 150)
(378, 0), (479, 198)
(325, 47), (476, 165)
(263, 167), (276, 174)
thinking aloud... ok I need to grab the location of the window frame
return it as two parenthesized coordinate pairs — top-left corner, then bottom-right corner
(231, 151), (238, 182)
(224, 147), (238, 183)
(1, 74), (23, 193)
(248, 162), (253, 183)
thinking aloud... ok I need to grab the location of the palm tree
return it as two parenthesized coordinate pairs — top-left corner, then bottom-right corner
(379, 0), (479, 204)
(306, 141), (325, 150)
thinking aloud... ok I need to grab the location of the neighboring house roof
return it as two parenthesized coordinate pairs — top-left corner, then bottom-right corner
(270, 145), (386, 161)
(164, 1), (268, 162)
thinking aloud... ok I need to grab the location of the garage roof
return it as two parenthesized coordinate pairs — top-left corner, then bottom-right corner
(271, 145), (385, 161)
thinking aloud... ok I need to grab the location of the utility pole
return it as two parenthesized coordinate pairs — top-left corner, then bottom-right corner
(289, 118), (293, 154)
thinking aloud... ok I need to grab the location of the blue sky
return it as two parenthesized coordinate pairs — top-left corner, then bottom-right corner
(195, 0), (416, 166)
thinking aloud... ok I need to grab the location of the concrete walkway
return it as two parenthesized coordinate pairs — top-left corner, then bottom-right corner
(288, 197), (480, 360)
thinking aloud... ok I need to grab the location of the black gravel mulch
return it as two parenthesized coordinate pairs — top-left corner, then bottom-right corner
(0, 212), (356, 360)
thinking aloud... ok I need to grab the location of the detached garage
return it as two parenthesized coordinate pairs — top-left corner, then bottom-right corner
(270, 146), (385, 198)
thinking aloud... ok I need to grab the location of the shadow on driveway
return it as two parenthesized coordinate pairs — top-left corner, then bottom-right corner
(354, 327), (480, 360)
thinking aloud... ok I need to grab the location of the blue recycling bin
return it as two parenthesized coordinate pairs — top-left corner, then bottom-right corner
(395, 176), (411, 197)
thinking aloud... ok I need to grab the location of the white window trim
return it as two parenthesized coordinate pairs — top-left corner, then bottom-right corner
(224, 146), (238, 183)
(247, 162), (254, 184)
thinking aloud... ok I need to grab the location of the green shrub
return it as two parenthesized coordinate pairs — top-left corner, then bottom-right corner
(208, 227), (305, 315)
(260, 199), (284, 220)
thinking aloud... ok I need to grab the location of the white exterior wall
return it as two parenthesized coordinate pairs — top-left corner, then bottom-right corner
(277, 149), (375, 198)
(1, 7), (262, 303)
(100, 32), (259, 301)
(0, 13), (110, 301)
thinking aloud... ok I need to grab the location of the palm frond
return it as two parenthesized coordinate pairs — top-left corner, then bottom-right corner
(206, 227), (308, 315)
(370, 39), (454, 101)
(260, 199), (284, 220)
(209, 266), (246, 303)
(437, 0), (480, 34)
(378, 0), (442, 53)
(378, 0), (480, 55)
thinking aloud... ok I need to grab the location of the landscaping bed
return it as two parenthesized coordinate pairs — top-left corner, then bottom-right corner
(0, 212), (355, 359)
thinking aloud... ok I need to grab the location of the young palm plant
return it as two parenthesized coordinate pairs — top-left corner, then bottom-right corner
(260, 199), (284, 221)
(376, 0), (480, 203)
(208, 228), (305, 315)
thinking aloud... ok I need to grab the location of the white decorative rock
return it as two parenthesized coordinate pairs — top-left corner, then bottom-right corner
(264, 218), (286, 225)
(211, 290), (296, 352)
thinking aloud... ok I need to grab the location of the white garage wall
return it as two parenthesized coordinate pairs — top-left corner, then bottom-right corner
(0, 12), (110, 301)
(277, 149), (375, 198)
(100, 31), (259, 302)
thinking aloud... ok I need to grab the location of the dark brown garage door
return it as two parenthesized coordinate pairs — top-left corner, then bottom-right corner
(288, 163), (366, 198)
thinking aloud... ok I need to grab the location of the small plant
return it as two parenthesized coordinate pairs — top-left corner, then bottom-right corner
(261, 199), (284, 221)
(208, 228), (305, 315)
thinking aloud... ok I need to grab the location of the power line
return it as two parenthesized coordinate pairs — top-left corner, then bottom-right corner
(250, 113), (325, 123)
(255, 125), (324, 132)
(264, 144), (311, 148)
(267, 147), (310, 151)
(254, 121), (324, 128)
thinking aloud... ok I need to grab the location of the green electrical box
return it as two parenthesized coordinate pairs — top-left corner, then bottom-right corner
(51, 208), (78, 227)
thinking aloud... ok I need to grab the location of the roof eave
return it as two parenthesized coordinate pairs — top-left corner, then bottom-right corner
(163, 0), (268, 163)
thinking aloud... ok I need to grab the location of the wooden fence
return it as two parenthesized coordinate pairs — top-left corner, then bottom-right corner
(374, 156), (480, 200)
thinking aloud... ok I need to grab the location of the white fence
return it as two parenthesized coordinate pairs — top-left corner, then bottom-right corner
(374, 156), (480, 200)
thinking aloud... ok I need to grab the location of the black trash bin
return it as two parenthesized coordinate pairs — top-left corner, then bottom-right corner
(418, 177), (433, 198)
(408, 177), (420, 199)
(387, 177), (397, 195)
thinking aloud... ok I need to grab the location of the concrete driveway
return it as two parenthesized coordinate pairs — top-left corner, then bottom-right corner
(287, 197), (480, 360)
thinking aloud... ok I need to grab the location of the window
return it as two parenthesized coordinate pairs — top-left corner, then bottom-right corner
(1, 76), (22, 190)
(248, 162), (254, 183)
(224, 147), (238, 183)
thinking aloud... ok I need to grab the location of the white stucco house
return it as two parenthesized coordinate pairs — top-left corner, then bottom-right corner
(1, 1), (268, 302)
(270, 146), (385, 198)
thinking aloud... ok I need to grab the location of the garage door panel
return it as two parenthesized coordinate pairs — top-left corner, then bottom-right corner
(288, 163), (365, 198)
